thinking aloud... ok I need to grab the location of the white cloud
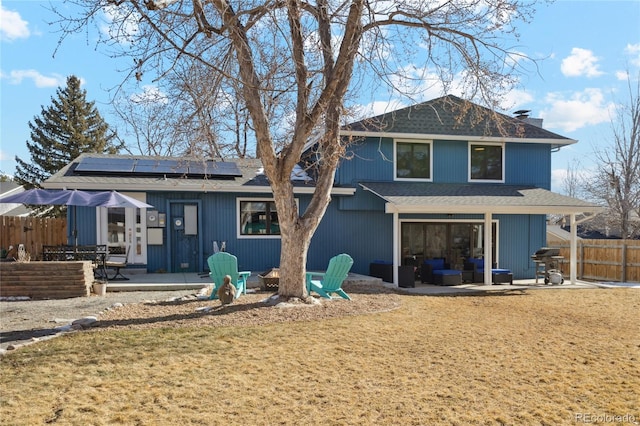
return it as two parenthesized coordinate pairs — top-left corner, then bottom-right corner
(561, 48), (604, 78)
(624, 43), (640, 68)
(540, 88), (615, 132)
(130, 85), (168, 104)
(355, 99), (408, 118)
(2, 69), (64, 88)
(615, 70), (629, 81)
(100, 4), (139, 45)
(0, 3), (30, 41)
(500, 89), (534, 112)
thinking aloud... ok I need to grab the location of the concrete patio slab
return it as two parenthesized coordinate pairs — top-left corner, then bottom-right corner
(105, 271), (611, 295)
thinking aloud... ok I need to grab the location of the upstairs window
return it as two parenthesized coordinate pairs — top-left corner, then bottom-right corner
(469, 143), (504, 181)
(395, 140), (432, 181)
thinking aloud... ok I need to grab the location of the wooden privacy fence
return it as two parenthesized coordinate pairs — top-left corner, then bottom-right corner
(0, 216), (67, 260)
(550, 239), (640, 283)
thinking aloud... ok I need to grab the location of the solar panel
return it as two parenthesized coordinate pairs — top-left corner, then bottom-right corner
(187, 160), (216, 176)
(133, 159), (188, 175)
(132, 159), (162, 174)
(75, 157), (242, 178)
(76, 157), (135, 173)
(211, 161), (243, 177)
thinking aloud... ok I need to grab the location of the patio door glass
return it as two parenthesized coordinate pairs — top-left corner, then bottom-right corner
(97, 198), (147, 264)
(107, 208), (126, 255)
(401, 221), (497, 267)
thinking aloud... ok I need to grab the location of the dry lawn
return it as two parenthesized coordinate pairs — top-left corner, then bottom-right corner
(0, 287), (638, 425)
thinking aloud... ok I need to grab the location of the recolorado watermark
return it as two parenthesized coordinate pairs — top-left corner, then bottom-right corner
(575, 413), (638, 424)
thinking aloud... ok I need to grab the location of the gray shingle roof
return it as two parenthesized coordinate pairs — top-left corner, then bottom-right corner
(43, 153), (354, 195)
(360, 182), (603, 214)
(344, 95), (573, 142)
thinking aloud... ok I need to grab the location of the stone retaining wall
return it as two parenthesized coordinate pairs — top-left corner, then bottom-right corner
(0, 261), (94, 299)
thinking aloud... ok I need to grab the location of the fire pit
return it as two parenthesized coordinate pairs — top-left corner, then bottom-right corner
(531, 247), (564, 284)
(258, 268), (280, 291)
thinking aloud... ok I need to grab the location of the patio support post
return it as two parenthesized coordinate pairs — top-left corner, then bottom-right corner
(570, 213), (577, 285)
(393, 210), (399, 286)
(484, 212), (493, 285)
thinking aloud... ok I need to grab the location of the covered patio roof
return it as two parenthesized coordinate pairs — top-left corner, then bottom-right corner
(360, 181), (603, 286)
(359, 182), (603, 215)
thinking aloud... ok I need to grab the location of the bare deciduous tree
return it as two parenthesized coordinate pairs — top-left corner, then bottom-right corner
(55, 0), (539, 298)
(584, 72), (640, 238)
(112, 84), (187, 156)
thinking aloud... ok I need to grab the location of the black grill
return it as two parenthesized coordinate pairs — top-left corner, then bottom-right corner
(531, 247), (560, 259)
(531, 247), (564, 284)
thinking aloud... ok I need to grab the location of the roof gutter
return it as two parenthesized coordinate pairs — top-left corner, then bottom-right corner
(42, 181), (356, 196)
(383, 203), (604, 215)
(341, 130), (577, 146)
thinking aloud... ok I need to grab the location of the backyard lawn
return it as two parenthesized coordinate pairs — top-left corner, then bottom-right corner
(1, 288), (638, 425)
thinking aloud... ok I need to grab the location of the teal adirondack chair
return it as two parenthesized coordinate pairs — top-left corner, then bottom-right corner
(306, 254), (353, 300)
(207, 252), (250, 300)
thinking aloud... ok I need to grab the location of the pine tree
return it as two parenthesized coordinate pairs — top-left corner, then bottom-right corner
(14, 75), (120, 189)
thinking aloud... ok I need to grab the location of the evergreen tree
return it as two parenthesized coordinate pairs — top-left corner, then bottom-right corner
(14, 75), (120, 190)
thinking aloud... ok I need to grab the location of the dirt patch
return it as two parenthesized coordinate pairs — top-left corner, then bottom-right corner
(95, 283), (401, 330)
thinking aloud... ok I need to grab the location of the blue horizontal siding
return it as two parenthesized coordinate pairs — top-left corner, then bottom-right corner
(71, 133), (553, 278)
(495, 214), (546, 279)
(506, 143), (551, 188)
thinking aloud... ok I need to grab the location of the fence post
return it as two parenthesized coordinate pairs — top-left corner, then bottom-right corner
(621, 242), (627, 283)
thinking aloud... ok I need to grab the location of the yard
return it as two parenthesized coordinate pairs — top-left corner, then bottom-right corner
(0, 287), (638, 425)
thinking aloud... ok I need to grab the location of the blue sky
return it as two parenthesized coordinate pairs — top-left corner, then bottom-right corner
(1, 0), (639, 193)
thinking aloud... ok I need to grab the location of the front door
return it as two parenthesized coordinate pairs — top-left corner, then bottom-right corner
(169, 202), (200, 272)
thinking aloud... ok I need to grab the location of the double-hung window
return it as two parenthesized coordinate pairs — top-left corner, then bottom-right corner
(469, 143), (504, 182)
(395, 140), (432, 181)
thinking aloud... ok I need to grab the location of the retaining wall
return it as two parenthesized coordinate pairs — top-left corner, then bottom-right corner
(0, 261), (94, 299)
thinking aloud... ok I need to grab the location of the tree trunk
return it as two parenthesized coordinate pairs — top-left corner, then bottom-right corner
(277, 218), (314, 299)
(271, 179), (326, 299)
(271, 143), (338, 300)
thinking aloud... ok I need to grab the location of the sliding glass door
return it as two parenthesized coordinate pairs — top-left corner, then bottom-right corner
(401, 221), (496, 269)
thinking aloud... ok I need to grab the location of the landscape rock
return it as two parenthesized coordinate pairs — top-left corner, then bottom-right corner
(72, 316), (98, 328)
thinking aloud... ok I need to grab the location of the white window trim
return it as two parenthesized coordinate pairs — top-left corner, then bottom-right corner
(394, 139), (433, 182)
(468, 141), (505, 183)
(236, 197), (298, 239)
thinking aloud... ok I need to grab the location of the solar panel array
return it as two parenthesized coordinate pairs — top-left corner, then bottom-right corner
(75, 157), (243, 178)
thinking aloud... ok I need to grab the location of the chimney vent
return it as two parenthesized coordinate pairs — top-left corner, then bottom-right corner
(514, 109), (531, 119)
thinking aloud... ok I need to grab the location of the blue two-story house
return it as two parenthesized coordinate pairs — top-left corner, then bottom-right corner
(43, 95), (601, 284)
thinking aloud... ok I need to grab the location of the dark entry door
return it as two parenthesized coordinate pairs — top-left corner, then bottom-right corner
(170, 202), (199, 272)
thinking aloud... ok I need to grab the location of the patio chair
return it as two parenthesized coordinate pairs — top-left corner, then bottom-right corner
(104, 245), (130, 281)
(207, 252), (250, 300)
(420, 258), (450, 283)
(306, 253), (353, 300)
(463, 258), (497, 283)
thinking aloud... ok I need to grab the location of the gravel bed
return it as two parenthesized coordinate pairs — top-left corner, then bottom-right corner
(1, 283), (400, 352)
(0, 289), (205, 352)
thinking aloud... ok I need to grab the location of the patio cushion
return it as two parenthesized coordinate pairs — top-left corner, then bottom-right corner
(423, 258), (445, 270)
(432, 269), (460, 276)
